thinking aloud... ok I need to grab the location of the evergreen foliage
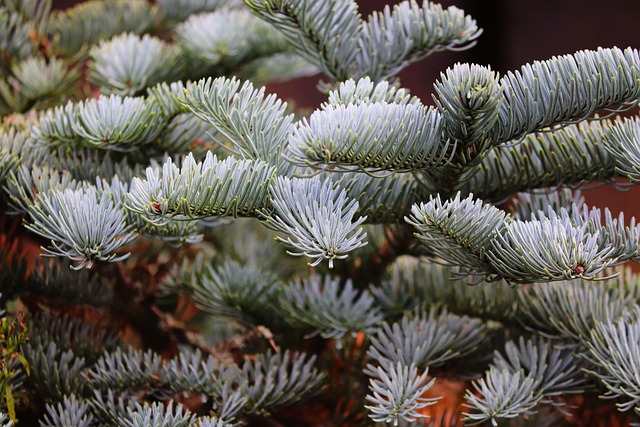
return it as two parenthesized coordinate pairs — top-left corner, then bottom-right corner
(0, 0), (639, 425)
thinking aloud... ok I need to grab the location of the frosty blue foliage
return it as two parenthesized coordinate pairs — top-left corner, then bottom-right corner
(357, 1), (480, 81)
(487, 213), (618, 282)
(606, 116), (640, 182)
(262, 175), (367, 268)
(190, 260), (282, 325)
(40, 394), (94, 427)
(586, 315), (640, 414)
(464, 367), (541, 426)
(89, 33), (184, 96)
(325, 77), (421, 108)
(246, 0), (479, 82)
(434, 63), (501, 164)
(0, 7), (34, 62)
(157, 0), (243, 22)
(365, 362), (437, 425)
(465, 337), (590, 424)
(496, 47), (640, 143)
(279, 274), (383, 338)
(115, 401), (196, 427)
(87, 348), (163, 391)
(181, 76), (294, 168)
(127, 152), (276, 219)
(239, 350), (325, 414)
(287, 102), (451, 172)
(176, 8), (289, 71)
(49, 0), (159, 55)
(367, 308), (487, 370)
(406, 192), (507, 277)
(517, 279), (636, 343)
(24, 178), (136, 269)
(32, 95), (167, 151)
(4, 0), (640, 425)
(22, 341), (87, 400)
(457, 118), (617, 201)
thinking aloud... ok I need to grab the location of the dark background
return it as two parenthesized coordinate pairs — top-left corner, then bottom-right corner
(52, 0), (640, 214)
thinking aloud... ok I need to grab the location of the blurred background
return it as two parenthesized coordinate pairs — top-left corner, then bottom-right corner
(52, 0), (640, 215)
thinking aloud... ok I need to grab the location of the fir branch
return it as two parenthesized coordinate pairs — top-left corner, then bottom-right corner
(196, 416), (236, 427)
(244, 0), (362, 81)
(0, 79), (26, 116)
(516, 279), (636, 343)
(36, 146), (141, 185)
(239, 350), (324, 415)
(463, 366), (542, 425)
(355, 0), (481, 81)
(129, 211), (203, 244)
(406, 192), (508, 277)
(75, 154), (141, 186)
(147, 81), (189, 118)
(126, 152), (276, 219)
(0, 7), (34, 64)
(87, 389), (136, 425)
(189, 260), (282, 326)
(287, 102), (452, 172)
(324, 77), (422, 108)
(70, 95), (166, 150)
(332, 171), (423, 224)
(495, 47), (640, 143)
(610, 265), (640, 304)
(367, 308), (487, 370)
(31, 95), (167, 151)
(181, 76), (294, 168)
(27, 311), (120, 364)
(261, 175), (367, 268)
(30, 102), (77, 147)
(115, 401), (196, 427)
(212, 388), (247, 427)
(24, 179), (137, 269)
(510, 188), (585, 221)
(5, 163), (82, 214)
(365, 362), (437, 425)
(160, 348), (228, 396)
(493, 337), (590, 400)
(10, 56), (76, 105)
(1, 0), (50, 35)
(434, 63), (501, 165)
(373, 256), (518, 321)
(40, 394), (94, 427)
(486, 213), (618, 283)
(49, 0), (160, 56)
(0, 142), (20, 188)
(176, 8), (290, 73)
(22, 341), (87, 401)
(456, 118), (616, 202)
(585, 315), (640, 414)
(86, 347), (163, 391)
(156, 112), (221, 155)
(567, 204), (640, 262)
(605, 116), (640, 182)
(210, 377), (247, 425)
(89, 33), (184, 96)
(279, 274), (383, 338)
